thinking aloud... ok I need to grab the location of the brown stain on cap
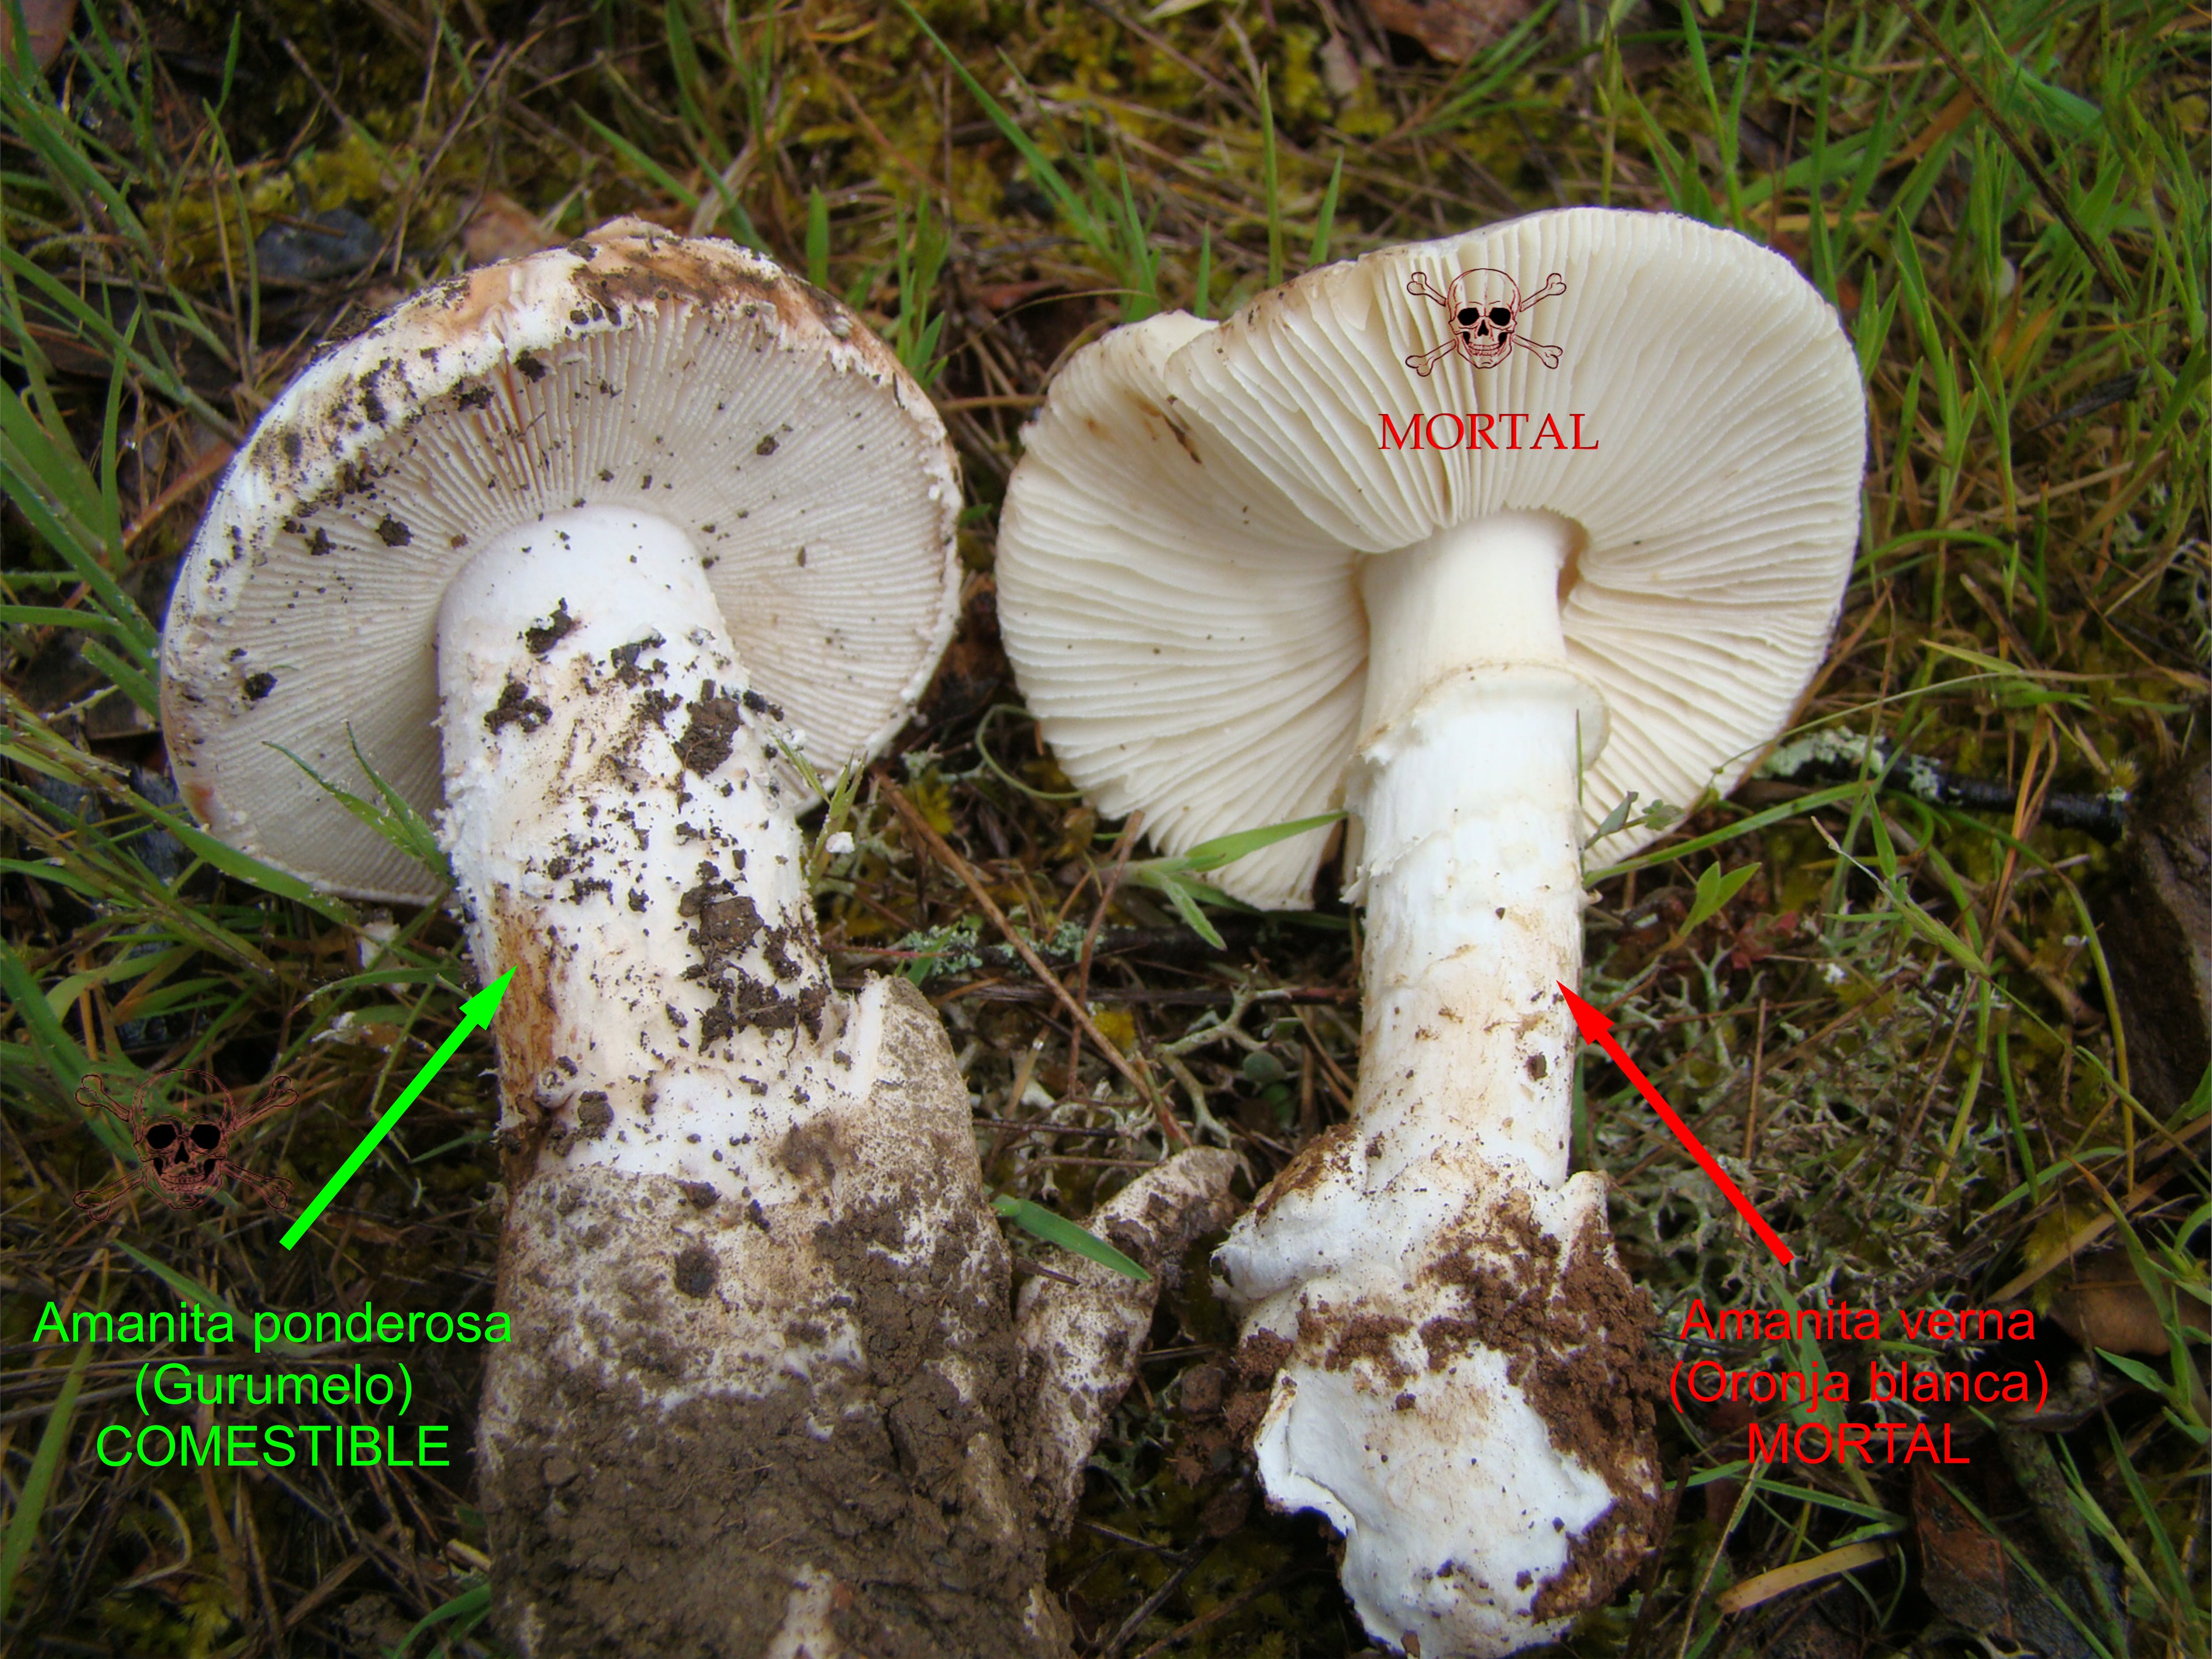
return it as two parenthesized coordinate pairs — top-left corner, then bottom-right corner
(426, 260), (521, 335)
(570, 235), (902, 384)
(162, 223), (959, 909)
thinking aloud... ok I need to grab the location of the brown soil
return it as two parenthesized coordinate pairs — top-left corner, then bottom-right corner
(1175, 1328), (1292, 1484)
(1406, 1192), (1664, 1613)
(672, 681), (744, 775)
(1529, 1493), (1651, 1621)
(484, 1174), (1065, 1659)
(481, 976), (1072, 1658)
(1418, 1196), (1664, 1517)
(1251, 1121), (1356, 1220)
(1314, 1308), (1416, 1386)
(522, 599), (578, 656)
(679, 855), (831, 1046)
(483, 677), (551, 735)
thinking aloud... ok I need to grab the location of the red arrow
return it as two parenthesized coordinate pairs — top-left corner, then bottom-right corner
(1559, 983), (1795, 1265)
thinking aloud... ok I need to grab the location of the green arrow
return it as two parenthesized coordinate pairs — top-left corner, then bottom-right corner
(280, 972), (513, 1249)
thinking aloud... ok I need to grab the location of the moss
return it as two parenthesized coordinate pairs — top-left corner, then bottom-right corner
(289, 129), (398, 214)
(1275, 26), (1330, 125)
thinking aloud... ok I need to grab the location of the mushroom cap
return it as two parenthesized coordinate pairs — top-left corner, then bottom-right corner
(996, 208), (1866, 907)
(161, 229), (960, 904)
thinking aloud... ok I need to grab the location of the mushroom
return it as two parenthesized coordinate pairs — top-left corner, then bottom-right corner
(161, 227), (1233, 1655)
(993, 208), (1866, 1657)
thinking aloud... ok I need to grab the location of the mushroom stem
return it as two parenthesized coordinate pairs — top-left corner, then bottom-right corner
(436, 505), (832, 1160)
(433, 511), (1064, 1657)
(1213, 509), (1658, 1659)
(1349, 510), (1604, 1187)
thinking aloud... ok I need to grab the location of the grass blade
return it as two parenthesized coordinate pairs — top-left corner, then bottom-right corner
(806, 186), (830, 289)
(1308, 150), (1343, 269)
(384, 1576), (492, 1657)
(0, 1338), (93, 1625)
(1256, 64), (1281, 286)
(1135, 810), (1344, 877)
(994, 1195), (1149, 1281)
(269, 735), (451, 888)
(899, 3), (1096, 245)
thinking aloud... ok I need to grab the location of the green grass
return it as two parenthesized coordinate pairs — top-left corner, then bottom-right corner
(4, 0), (2206, 1654)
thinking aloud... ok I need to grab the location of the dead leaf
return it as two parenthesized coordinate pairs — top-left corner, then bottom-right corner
(0, 0), (75, 71)
(1360, 0), (1532, 61)
(1912, 1467), (2095, 1659)
(1716, 1540), (1889, 1615)
(974, 279), (1061, 313)
(2046, 1248), (2210, 1356)
(462, 194), (560, 267)
(2093, 740), (2210, 1112)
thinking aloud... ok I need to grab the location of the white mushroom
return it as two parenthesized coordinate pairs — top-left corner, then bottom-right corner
(161, 227), (1231, 1656)
(1014, 1146), (1241, 1523)
(994, 208), (1866, 1657)
(162, 231), (958, 900)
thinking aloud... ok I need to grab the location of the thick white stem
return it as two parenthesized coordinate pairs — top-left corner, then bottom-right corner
(439, 510), (1064, 1658)
(437, 505), (840, 1185)
(1214, 513), (1659, 1659)
(1351, 511), (1601, 1189)
(1354, 510), (1581, 737)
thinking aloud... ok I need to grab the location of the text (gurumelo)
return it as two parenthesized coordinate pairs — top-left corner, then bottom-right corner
(34, 1299), (507, 1471)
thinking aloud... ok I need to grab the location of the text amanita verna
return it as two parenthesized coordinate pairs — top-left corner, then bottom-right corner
(1676, 1299), (2050, 1467)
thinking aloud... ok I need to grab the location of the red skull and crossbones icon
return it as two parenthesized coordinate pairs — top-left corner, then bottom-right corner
(73, 1070), (296, 1218)
(1405, 267), (1567, 375)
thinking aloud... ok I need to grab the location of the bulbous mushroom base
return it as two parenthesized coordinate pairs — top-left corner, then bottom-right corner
(1216, 1137), (1663, 1658)
(435, 516), (1235, 1655)
(482, 979), (1070, 1659)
